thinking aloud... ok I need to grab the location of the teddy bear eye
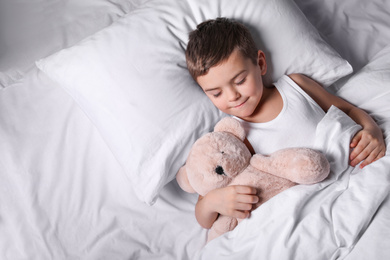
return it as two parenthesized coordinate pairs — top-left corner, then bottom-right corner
(215, 165), (225, 176)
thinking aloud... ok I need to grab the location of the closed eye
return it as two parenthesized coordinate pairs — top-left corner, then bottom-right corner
(236, 77), (246, 85)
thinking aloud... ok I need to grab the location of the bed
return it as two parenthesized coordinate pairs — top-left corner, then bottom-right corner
(0, 0), (389, 259)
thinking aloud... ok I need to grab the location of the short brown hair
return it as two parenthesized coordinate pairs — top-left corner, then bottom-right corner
(185, 17), (258, 80)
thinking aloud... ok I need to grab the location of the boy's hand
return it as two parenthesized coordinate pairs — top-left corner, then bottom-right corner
(205, 185), (259, 219)
(350, 127), (386, 169)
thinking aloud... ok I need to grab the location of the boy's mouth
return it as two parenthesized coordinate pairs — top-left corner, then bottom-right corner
(233, 98), (248, 109)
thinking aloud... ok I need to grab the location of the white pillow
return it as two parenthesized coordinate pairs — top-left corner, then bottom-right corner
(36, 0), (352, 205)
(336, 45), (390, 121)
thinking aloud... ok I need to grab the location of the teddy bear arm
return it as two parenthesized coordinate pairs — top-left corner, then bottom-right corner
(251, 149), (330, 184)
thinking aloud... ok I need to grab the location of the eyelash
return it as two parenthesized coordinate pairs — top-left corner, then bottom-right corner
(236, 78), (246, 85)
(211, 77), (246, 98)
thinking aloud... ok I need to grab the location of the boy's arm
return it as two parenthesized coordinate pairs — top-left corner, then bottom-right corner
(195, 186), (259, 229)
(288, 73), (386, 168)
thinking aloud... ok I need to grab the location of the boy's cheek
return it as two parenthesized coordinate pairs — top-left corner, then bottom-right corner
(217, 103), (231, 114)
(210, 100), (225, 111)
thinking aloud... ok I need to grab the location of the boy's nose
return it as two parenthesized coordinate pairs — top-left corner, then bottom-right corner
(227, 86), (240, 101)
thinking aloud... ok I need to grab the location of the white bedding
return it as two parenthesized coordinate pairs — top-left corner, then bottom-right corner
(1, 0), (390, 259)
(0, 68), (204, 259)
(0, 0), (144, 88)
(200, 106), (390, 259)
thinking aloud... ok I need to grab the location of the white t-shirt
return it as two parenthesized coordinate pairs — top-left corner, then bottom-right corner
(235, 75), (326, 155)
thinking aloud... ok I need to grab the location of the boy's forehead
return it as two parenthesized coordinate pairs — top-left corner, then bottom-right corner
(197, 49), (250, 89)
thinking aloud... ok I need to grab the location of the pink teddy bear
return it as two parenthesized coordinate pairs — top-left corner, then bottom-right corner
(176, 117), (330, 242)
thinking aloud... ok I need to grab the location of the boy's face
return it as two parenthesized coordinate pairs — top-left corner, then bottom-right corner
(197, 49), (267, 121)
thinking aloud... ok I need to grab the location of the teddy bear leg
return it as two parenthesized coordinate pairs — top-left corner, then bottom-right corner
(207, 216), (238, 243)
(207, 227), (221, 243)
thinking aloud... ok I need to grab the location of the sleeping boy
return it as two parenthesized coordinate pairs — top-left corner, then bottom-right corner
(184, 17), (386, 230)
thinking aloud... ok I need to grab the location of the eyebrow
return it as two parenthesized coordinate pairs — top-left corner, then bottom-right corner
(204, 70), (247, 92)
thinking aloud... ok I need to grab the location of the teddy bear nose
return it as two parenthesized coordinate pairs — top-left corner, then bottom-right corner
(215, 165), (225, 175)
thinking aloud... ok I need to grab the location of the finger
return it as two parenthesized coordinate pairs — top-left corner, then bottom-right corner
(233, 185), (257, 195)
(234, 210), (250, 219)
(350, 132), (362, 148)
(236, 194), (259, 204)
(350, 143), (373, 167)
(234, 202), (254, 212)
(377, 149), (386, 160)
(350, 140), (369, 163)
(367, 148), (386, 165)
(359, 147), (381, 169)
(227, 209), (250, 219)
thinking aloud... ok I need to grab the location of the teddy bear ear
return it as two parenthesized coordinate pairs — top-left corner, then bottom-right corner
(214, 117), (246, 141)
(176, 165), (196, 193)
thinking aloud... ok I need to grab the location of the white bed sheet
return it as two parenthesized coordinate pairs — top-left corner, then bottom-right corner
(0, 0), (145, 88)
(1, 0), (390, 259)
(0, 68), (205, 259)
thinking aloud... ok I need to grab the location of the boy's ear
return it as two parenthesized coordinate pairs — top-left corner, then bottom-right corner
(258, 50), (267, 75)
(214, 117), (246, 141)
(176, 166), (196, 193)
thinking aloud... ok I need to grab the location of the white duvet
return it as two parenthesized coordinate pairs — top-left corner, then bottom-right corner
(199, 106), (390, 259)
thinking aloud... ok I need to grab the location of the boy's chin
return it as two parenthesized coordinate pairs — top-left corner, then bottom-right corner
(236, 108), (254, 118)
(224, 107), (254, 120)
(233, 113), (252, 121)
